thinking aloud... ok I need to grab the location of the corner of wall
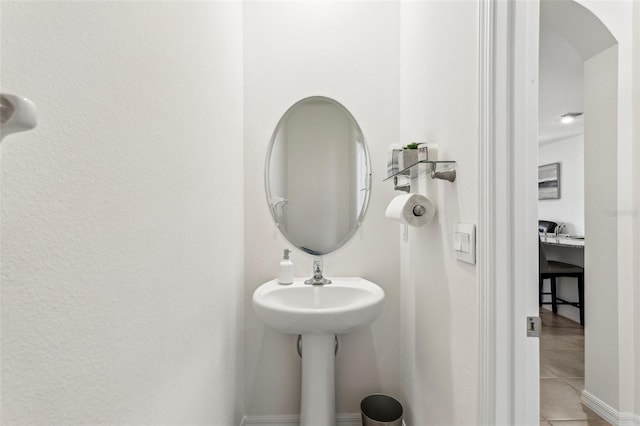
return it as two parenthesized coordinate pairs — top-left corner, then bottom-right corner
(633, 0), (640, 418)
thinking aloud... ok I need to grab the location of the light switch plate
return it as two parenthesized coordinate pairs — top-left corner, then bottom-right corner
(454, 223), (476, 264)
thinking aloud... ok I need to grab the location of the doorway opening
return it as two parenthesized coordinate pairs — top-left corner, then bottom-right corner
(537, 0), (617, 423)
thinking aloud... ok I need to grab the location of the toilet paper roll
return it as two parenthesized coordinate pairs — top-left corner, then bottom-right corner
(385, 193), (436, 227)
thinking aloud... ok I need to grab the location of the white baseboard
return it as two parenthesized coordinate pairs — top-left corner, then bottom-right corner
(581, 390), (639, 426)
(240, 413), (361, 426)
(240, 413), (406, 426)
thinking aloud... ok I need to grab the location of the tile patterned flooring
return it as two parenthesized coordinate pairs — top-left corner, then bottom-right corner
(539, 309), (611, 426)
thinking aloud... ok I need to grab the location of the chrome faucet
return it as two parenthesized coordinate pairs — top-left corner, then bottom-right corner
(304, 259), (332, 285)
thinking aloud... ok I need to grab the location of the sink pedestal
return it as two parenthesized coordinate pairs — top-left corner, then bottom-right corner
(300, 333), (335, 426)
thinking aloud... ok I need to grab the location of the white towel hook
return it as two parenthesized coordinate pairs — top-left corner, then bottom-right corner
(0, 93), (38, 143)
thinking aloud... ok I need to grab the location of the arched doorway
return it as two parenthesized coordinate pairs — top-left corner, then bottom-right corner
(538, 0), (618, 422)
(478, 0), (635, 424)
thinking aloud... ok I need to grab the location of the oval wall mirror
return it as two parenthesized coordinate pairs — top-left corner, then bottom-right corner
(265, 96), (372, 256)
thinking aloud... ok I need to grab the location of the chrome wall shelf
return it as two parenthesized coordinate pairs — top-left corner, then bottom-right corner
(384, 160), (457, 182)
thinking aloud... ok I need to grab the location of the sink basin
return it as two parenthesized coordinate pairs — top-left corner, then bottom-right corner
(252, 277), (385, 335)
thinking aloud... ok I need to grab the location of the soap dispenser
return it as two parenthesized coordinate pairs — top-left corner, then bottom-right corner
(279, 249), (293, 285)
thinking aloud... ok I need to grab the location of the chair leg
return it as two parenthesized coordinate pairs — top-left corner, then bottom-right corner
(578, 273), (584, 326)
(551, 277), (558, 314)
(539, 277), (544, 307)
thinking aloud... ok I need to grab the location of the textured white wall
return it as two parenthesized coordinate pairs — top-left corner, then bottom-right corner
(634, 0), (640, 417)
(243, 1), (401, 416)
(0, 2), (244, 425)
(584, 45), (619, 410)
(571, 0), (638, 415)
(398, 2), (479, 424)
(538, 135), (585, 236)
(577, 0), (637, 415)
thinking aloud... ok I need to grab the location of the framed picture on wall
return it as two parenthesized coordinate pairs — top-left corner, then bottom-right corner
(538, 162), (560, 200)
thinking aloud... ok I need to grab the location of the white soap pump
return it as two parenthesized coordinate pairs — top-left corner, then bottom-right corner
(279, 249), (293, 285)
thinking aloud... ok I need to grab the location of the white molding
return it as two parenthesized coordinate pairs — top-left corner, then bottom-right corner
(240, 413), (363, 426)
(478, 0), (518, 423)
(476, 0), (497, 424)
(510, 1), (541, 424)
(581, 390), (638, 426)
(478, 1), (541, 425)
(581, 390), (618, 425)
(240, 413), (406, 426)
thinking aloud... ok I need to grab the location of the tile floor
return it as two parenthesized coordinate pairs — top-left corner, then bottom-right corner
(539, 309), (611, 426)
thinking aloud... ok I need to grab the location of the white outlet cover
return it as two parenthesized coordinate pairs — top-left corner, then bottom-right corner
(454, 223), (476, 264)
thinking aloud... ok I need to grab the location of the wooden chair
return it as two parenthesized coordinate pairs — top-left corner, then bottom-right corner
(539, 237), (584, 326)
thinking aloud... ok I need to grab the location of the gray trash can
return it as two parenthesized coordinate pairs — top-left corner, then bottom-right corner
(361, 394), (403, 426)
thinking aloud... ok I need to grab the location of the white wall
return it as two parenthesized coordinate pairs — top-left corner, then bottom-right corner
(0, 2), (244, 425)
(578, 1), (637, 417)
(571, 0), (638, 417)
(538, 135), (585, 235)
(634, 0), (640, 418)
(243, 1), (401, 417)
(583, 44), (619, 411)
(399, 2), (479, 425)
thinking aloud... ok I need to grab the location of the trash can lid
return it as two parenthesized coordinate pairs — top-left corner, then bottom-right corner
(361, 394), (403, 422)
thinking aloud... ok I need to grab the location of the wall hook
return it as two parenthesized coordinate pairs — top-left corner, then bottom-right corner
(0, 93), (38, 143)
(431, 167), (456, 182)
(393, 175), (410, 192)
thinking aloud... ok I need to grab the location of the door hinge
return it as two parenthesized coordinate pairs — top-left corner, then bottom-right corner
(527, 316), (541, 337)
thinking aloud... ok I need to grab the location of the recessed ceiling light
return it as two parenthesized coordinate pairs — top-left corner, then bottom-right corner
(560, 112), (583, 124)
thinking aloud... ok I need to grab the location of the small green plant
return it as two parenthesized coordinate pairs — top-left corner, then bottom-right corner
(404, 142), (420, 150)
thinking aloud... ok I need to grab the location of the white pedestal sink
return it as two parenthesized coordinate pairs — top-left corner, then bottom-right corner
(252, 277), (385, 426)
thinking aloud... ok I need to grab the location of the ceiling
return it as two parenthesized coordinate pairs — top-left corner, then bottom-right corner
(538, 0), (617, 145)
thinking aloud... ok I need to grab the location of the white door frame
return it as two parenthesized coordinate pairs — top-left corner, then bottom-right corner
(477, 1), (541, 424)
(479, 1), (639, 424)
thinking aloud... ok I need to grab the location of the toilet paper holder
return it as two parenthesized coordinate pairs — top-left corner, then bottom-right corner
(385, 192), (436, 228)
